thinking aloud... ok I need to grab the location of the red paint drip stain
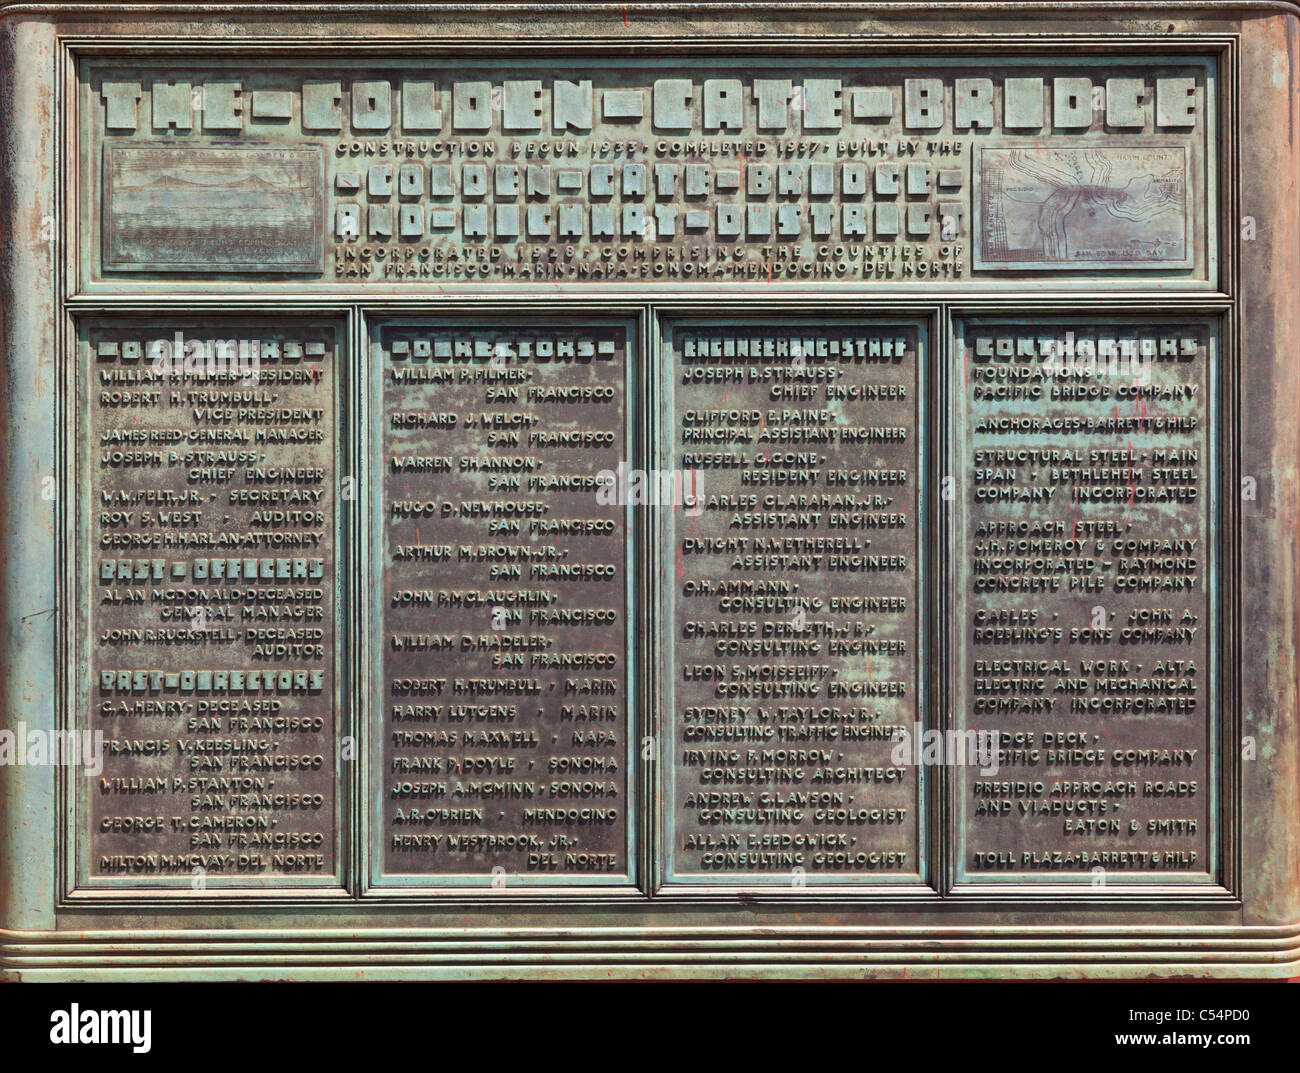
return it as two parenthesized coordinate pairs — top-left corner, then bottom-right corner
(1125, 439), (1136, 525)
(621, 5), (628, 27)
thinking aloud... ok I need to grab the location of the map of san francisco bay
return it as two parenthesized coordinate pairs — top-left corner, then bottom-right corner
(975, 146), (1190, 270)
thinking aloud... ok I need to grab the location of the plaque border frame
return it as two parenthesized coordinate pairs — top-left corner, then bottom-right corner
(1, 0), (1295, 979)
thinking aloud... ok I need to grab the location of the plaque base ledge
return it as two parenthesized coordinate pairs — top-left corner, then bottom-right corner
(4, 923), (1299, 981)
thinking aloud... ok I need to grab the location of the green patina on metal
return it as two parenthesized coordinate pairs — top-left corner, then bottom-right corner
(0, 1), (1296, 981)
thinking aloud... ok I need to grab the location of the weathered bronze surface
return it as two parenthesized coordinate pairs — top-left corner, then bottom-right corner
(75, 55), (1215, 287)
(81, 317), (343, 888)
(951, 317), (1217, 887)
(1, 1), (1297, 980)
(374, 320), (634, 886)
(102, 145), (325, 271)
(660, 319), (924, 887)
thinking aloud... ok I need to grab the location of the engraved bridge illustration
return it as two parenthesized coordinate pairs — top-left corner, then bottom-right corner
(975, 145), (1190, 270)
(103, 145), (324, 272)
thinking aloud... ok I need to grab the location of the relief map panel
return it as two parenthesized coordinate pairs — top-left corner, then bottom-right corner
(974, 145), (1191, 270)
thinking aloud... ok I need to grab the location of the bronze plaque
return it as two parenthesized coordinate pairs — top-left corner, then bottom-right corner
(76, 55), (1216, 288)
(372, 320), (635, 888)
(79, 317), (344, 889)
(951, 317), (1218, 887)
(972, 145), (1194, 270)
(659, 318), (926, 888)
(102, 145), (325, 272)
(1, 2), (1298, 981)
